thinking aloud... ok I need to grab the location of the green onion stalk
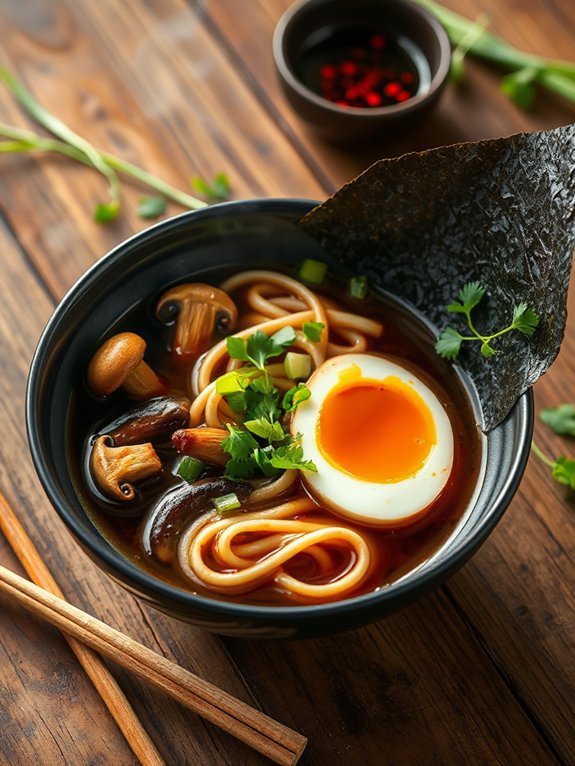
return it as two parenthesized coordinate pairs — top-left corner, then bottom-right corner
(417, 0), (575, 107)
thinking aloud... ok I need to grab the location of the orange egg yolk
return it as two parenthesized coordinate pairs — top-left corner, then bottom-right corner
(317, 376), (436, 483)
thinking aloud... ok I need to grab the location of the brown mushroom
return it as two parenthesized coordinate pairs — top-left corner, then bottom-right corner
(142, 477), (251, 562)
(172, 427), (228, 465)
(156, 283), (237, 359)
(87, 332), (165, 399)
(90, 435), (162, 502)
(104, 396), (190, 446)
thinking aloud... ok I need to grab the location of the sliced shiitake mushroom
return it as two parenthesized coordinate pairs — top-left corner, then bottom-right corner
(102, 396), (190, 446)
(142, 478), (250, 563)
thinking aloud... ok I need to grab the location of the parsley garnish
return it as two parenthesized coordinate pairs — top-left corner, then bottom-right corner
(283, 383), (311, 413)
(268, 437), (317, 472)
(539, 404), (575, 436)
(217, 328), (317, 480)
(436, 282), (540, 360)
(137, 195), (166, 220)
(191, 172), (231, 201)
(226, 327), (296, 371)
(531, 441), (575, 491)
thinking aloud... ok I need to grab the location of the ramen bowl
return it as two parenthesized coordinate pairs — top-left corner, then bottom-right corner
(26, 200), (532, 639)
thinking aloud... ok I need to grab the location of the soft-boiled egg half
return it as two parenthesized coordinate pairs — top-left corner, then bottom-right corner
(292, 354), (454, 527)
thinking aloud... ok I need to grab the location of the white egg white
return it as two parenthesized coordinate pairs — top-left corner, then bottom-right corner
(292, 354), (454, 527)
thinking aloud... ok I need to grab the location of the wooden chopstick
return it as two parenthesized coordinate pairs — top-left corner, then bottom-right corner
(0, 496), (307, 765)
(0, 493), (165, 766)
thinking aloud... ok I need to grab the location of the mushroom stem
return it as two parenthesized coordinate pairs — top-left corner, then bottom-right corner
(123, 361), (166, 400)
(173, 301), (218, 358)
(90, 436), (162, 502)
(172, 427), (228, 465)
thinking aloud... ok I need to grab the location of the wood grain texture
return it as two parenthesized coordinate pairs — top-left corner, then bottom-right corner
(0, 0), (573, 764)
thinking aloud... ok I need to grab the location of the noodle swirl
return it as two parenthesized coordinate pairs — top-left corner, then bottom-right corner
(177, 498), (374, 601)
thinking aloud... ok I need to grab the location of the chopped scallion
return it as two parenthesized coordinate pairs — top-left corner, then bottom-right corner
(284, 352), (312, 380)
(175, 456), (204, 483)
(298, 258), (327, 285)
(350, 275), (368, 299)
(213, 492), (242, 517)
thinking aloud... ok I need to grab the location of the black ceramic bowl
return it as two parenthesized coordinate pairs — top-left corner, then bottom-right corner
(27, 200), (533, 639)
(273, 0), (451, 143)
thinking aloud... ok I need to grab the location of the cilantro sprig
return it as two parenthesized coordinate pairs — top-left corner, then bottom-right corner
(435, 282), (540, 360)
(532, 404), (575, 493)
(531, 441), (575, 491)
(217, 327), (318, 481)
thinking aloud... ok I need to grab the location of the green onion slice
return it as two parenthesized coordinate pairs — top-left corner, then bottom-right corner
(213, 492), (242, 517)
(175, 456), (204, 483)
(298, 258), (327, 285)
(284, 352), (312, 380)
(350, 275), (368, 299)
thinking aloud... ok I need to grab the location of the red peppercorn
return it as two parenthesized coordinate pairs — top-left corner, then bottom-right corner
(371, 34), (386, 49)
(365, 91), (382, 107)
(401, 72), (414, 84)
(396, 90), (411, 102)
(320, 65), (337, 79)
(341, 61), (359, 76)
(384, 81), (401, 97)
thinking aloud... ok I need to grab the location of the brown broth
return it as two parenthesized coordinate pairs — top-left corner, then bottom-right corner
(68, 268), (483, 606)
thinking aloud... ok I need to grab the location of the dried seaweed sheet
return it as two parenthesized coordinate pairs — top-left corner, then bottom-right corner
(299, 125), (575, 431)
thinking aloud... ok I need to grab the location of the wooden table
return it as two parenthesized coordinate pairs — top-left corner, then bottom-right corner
(0, 1), (573, 764)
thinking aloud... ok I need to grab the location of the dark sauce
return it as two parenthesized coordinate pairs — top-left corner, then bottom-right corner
(295, 27), (430, 109)
(68, 268), (483, 606)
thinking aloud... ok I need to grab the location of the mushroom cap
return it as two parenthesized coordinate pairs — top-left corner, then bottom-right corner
(87, 332), (147, 397)
(156, 283), (237, 321)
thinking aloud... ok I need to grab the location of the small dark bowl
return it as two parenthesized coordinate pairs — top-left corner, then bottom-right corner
(273, 0), (451, 143)
(27, 200), (532, 639)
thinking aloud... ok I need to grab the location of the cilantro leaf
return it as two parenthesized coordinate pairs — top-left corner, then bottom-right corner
(283, 383), (311, 413)
(438, 283), (539, 362)
(244, 418), (286, 441)
(253, 448), (282, 477)
(540, 404), (575, 436)
(551, 456), (575, 490)
(191, 172), (231, 201)
(447, 281), (486, 314)
(480, 340), (496, 358)
(302, 321), (325, 343)
(511, 303), (540, 336)
(221, 424), (258, 462)
(94, 200), (120, 224)
(226, 336), (249, 362)
(244, 388), (280, 422)
(223, 457), (258, 481)
(269, 437), (317, 472)
(435, 327), (463, 359)
(137, 195), (166, 220)
(225, 391), (247, 414)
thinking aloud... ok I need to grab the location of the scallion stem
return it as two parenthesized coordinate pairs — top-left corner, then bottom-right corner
(213, 492), (242, 517)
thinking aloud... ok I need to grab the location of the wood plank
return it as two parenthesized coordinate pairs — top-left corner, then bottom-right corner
(0, 0), (325, 298)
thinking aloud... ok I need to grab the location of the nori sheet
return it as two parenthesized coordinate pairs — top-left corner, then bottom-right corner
(299, 124), (575, 431)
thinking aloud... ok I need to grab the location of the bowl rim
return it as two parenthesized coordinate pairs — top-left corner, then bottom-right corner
(272, 0), (452, 117)
(26, 199), (534, 623)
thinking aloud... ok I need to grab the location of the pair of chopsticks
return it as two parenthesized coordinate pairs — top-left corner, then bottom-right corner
(0, 494), (306, 766)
